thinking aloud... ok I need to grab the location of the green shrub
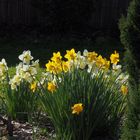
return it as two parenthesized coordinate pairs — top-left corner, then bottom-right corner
(119, 0), (140, 139)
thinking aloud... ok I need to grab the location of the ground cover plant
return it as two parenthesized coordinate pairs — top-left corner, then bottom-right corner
(0, 49), (128, 139)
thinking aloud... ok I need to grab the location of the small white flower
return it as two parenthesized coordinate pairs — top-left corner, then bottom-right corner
(22, 64), (30, 72)
(22, 72), (33, 83)
(83, 49), (88, 57)
(32, 60), (39, 69)
(29, 67), (37, 75)
(10, 83), (17, 90)
(75, 52), (87, 69)
(0, 59), (8, 71)
(12, 74), (21, 85)
(19, 50), (33, 64)
(112, 64), (122, 71)
(9, 74), (22, 90)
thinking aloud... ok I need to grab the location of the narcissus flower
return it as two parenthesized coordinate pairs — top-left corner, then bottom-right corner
(0, 59), (8, 78)
(19, 50), (33, 64)
(96, 55), (105, 68)
(62, 61), (70, 72)
(30, 82), (37, 92)
(65, 49), (76, 61)
(46, 61), (62, 74)
(110, 51), (119, 65)
(87, 51), (98, 63)
(121, 85), (128, 95)
(102, 59), (110, 70)
(47, 82), (56, 93)
(9, 74), (22, 90)
(51, 52), (62, 63)
(71, 103), (83, 115)
(46, 61), (57, 74)
(0, 59), (8, 71)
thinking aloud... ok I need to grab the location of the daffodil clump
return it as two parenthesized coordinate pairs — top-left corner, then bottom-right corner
(0, 51), (39, 119)
(39, 49), (128, 140)
(9, 51), (39, 90)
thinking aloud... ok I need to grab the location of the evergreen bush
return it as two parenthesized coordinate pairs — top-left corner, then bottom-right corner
(119, 0), (140, 139)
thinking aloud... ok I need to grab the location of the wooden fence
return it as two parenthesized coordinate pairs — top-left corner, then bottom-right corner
(0, 0), (130, 29)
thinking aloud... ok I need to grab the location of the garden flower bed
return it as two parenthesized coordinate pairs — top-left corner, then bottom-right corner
(0, 49), (128, 140)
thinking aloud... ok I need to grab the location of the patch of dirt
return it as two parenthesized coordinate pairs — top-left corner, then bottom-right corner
(0, 119), (52, 140)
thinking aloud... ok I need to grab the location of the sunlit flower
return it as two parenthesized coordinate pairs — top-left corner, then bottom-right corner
(46, 61), (56, 73)
(96, 55), (105, 68)
(47, 82), (56, 93)
(110, 51), (119, 65)
(62, 61), (70, 72)
(46, 61), (62, 74)
(112, 64), (122, 71)
(121, 85), (128, 95)
(0, 59), (8, 71)
(102, 59), (110, 70)
(87, 51), (98, 63)
(32, 60), (39, 69)
(75, 52), (87, 69)
(19, 50), (33, 64)
(51, 52), (62, 63)
(28, 67), (38, 75)
(64, 49), (76, 61)
(71, 103), (83, 115)
(12, 74), (21, 85)
(83, 49), (88, 57)
(22, 72), (33, 83)
(9, 74), (22, 90)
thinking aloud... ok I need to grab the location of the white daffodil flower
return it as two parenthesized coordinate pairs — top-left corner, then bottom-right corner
(9, 74), (22, 90)
(19, 50), (33, 64)
(22, 72), (33, 83)
(0, 58), (8, 71)
(83, 49), (88, 57)
(32, 60), (39, 69)
(112, 64), (122, 71)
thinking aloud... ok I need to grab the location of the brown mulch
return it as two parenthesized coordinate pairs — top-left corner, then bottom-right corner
(0, 120), (51, 140)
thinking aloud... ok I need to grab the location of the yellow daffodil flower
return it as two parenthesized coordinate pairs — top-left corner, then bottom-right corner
(103, 59), (110, 70)
(96, 55), (105, 68)
(110, 51), (119, 65)
(47, 82), (56, 93)
(71, 103), (83, 115)
(46, 61), (62, 74)
(62, 61), (70, 72)
(46, 61), (57, 74)
(51, 52), (62, 63)
(121, 85), (128, 95)
(64, 49), (76, 61)
(30, 82), (37, 92)
(87, 51), (98, 63)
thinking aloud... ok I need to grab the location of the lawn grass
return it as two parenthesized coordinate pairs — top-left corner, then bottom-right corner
(0, 36), (124, 67)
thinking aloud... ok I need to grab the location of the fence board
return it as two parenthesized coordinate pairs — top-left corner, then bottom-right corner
(0, 0), (131, 29)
